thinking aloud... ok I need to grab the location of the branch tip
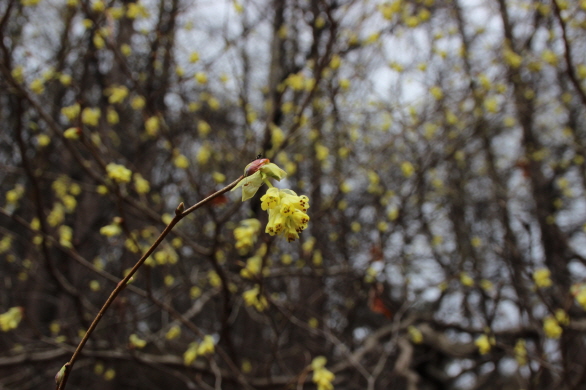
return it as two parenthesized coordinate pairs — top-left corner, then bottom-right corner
(175, 202), (185, 215)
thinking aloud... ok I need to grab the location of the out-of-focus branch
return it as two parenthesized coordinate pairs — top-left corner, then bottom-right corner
(56, 175), (244, 390)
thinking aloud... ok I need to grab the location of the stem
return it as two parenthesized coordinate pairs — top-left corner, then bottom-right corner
(56, 175), (243, 390)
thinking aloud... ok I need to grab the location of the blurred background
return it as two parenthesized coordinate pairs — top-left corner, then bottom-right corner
(2, 0), (586, 389)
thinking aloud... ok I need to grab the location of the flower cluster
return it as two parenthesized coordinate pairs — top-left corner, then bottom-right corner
(261, 188), (310, 242)
(234, 218), (261, 255)
(0, 307), (23, 332)
(106, 163), (132, 183)
(183, 335), (215, 365)
(475, 334), (495, 355)
(311, 356), (335, 390)
(232, 158), (310, 242)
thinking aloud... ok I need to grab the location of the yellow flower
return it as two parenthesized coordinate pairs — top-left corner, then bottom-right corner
(430, 86), (443, 100)
(263, 189), (310, 242)
(234, 218), (261, 255)
(543, 316), (562, 339)
(105, 85), (128, 104)
(103, 368), (115, 381)
(165, 325), (181, 340)
(503, 47), (522, 68)
(107, 107), (119, 124)
(61, 103), (81, 122)
(514, 339), (527, 365)
(208, 271), (221, 287)
(189, 51), (200, 63)
(0, 307), (23, 332)
(59, 225), (73, 248)
(6, 185), (25, 205)
(30, 78), (45, 94)
(183, 342), (198, 365)
(11, 66), (24, 83)
(408, 325), (423, 344)
(197, 144), (211, 165)
(401, 161), (414, 178)
(106, 163), (132, 183)
(133, 173), (150, 194)
(129, 334), (147, 349)
(64, 127), (80, 140)
(475, 334), (494, 355)
(131, 96), (145, 110)
(173, 154), (189, 169)
(572, 283), (586, 310)
(126, 2), (149, 19)
(240, 255), (262, 279)
(243, 285), (268, 311)
(311, 357), (335, 390)
(460, 272), (474, 287)
(195, 72), (208, 84)
(555, 309), (569, 325)
(197, 120), (211, 137)
(145, 116), (160, 136)
(196, 335), (215, 355)
(100, 222), (122, 237)
(81, 107), (101, 126)
(533, 268), (552, 288)
(542, 49), (558, 66)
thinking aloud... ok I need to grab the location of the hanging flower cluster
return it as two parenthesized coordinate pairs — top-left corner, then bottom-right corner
(232, 157), (310, 242)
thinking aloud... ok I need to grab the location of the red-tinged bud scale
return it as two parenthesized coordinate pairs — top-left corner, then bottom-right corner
(244, 158), (270, 177)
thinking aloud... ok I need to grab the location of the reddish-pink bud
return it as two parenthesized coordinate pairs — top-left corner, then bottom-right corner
(244, 158), (270, 177)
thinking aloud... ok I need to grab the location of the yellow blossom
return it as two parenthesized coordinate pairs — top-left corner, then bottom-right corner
(460, 272), (474, 287)
(189, 51), (200, 63)
(475, 334), (494, 355)
(0, 307), (23, 332)
(243, 285), (268, 311)
(234, 218), (261, 255)
(408, 325), (423, 344)
(430, 86), (443, 100)
(30, 78), (45, 94)
(165, 325), (181, 340)
(81, 107), (101, 126)
(542, 49), (558, 66)
(514, 339), (527, 365)
(89, 280), (100, 291)
(133, 173), (150, 194)
(106, 163), (132, 183)
(197, 120), (211, 137)
(183, 342), (198, 365)
(106, 107), (119, 124)
(195, 72), (208, 84)
(572, 283), (586, 310)
(174, 153), (190, 169)
(543, 315), (563, 338)
(61, 103), (81, 122)
(262, 188), (310, 242)
(212, 172), (226, 183)
(145, 116), (160, 136)
(208, 271), (221, 287)
(197, 144), (211, 165)
(533, 268), (552, 288)
(131, 96), (145, 110)
(103, 368), (115, 381)
(100, 222), (122, 237)
(311, 357), (335, 390)
(197, 335), (215, 355)
(59, 225), (73, 248)
(401, 161), (414, 177)
(64, 127), (80, 139)
(129, 334), (147, 349)
(105, 85), (128, 104)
